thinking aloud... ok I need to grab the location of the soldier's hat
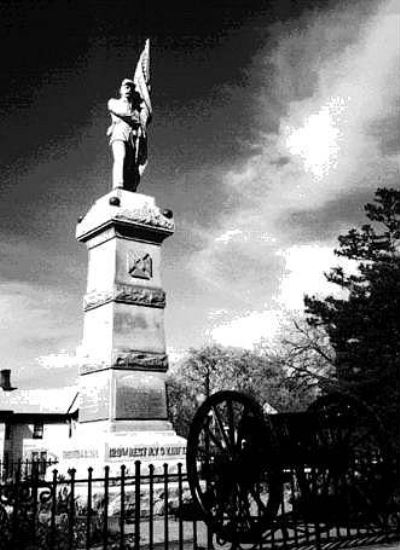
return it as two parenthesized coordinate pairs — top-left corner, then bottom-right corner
(121, 78), (135, 87)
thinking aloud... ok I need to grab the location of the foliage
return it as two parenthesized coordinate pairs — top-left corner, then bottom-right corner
(278, 317), (336, 392)
(167, 344), (316, 437)
(304, 188), (400, 436)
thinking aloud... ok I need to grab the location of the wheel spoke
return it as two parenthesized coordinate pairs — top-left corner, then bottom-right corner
(212, 404), (232, 452)
(220, 481), (238, 528)
(249, 486), (269, 514)
(227, 399), (236, 449)
(236, 486), (254, 529)
(202, 422), (226, 453)
(237, 404), (251, 446)
(214, 498), (227, 527)
(240, 403), (250, 424)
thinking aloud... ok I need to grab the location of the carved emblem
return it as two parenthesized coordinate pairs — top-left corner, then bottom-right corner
(127, 252), (152, 280)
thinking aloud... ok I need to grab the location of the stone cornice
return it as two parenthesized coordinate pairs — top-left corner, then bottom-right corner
(80, 351), (169, 374)
(84, 284), (166, 311)
(113, 206), (174, 232)
(76, 191), (174, 244)
(113, 351), (168, 370)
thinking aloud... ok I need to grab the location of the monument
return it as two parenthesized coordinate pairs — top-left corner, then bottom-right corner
(59, 40), (186, 475)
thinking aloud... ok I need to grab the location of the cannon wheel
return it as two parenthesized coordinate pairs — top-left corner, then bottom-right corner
(186, 390), (281, 544)
(298, 393), (393, 524)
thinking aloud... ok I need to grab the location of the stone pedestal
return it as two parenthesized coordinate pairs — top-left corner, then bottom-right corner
(58, 189), (186, 476)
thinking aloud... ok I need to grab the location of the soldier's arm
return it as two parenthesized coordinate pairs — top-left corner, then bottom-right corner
(108, 100), (140, 126)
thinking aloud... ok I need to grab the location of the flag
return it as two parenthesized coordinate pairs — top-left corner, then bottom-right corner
(133, 39), (152, 175)
(134, 38), (152, 130)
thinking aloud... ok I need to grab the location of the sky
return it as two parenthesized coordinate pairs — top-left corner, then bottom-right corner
(0, 0), (399, 398)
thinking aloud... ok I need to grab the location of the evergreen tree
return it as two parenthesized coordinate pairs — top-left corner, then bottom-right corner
(305, 188), (400, 437)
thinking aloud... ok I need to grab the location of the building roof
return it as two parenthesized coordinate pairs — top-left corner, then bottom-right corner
(0, 386), (78, 415)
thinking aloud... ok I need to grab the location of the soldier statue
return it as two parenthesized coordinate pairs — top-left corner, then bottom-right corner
(107, 40), (151, 192)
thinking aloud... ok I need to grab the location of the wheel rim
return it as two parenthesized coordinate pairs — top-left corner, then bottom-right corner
(303, 393), (393, 524)
(187, 391), (281, 543)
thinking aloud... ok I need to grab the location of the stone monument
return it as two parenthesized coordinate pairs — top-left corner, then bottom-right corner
(58, 40), (186, 476)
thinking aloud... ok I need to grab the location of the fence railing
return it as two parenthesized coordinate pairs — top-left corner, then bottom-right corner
(0, 460), (399, 550)
(0, 459), (59, 482)
(0, 461), (213, 550)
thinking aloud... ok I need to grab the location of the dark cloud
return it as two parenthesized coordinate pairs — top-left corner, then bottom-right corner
(280, 187), (389, 245)
(367, 102), (400, 156)
(270, 156), (291, 167)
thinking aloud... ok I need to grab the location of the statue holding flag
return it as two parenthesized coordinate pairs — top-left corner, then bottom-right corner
(107, 39), (152, 191)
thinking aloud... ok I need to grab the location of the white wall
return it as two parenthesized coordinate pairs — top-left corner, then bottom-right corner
(5, 420), (71, 463)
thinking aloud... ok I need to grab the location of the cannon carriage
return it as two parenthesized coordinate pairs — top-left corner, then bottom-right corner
(186, 390), (395, 546)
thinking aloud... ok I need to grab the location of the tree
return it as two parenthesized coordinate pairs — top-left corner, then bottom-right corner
(304, 188), (400, 437)
(278, 317), (336, 392)
(167, 344), (316, 437)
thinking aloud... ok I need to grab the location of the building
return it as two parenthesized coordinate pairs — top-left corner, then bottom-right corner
(0, 371), (78, 466)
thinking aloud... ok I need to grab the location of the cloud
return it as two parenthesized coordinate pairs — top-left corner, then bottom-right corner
(36, 351), (80, 370)
(210, 310), (285, 349)
(189, 0), (400, 343)
(283, 96), (348, 180)
(242, 0), (400, 217)
(207, 243), (358, 348)
(276, 244), (353, 310)
(0, 278), (80, 387)
(274, 0), (400, 205)
(207, 308), (229, 320)
(215, 229), (244, 244)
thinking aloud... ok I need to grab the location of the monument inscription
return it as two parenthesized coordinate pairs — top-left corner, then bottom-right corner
(115, 372), (167, 419)
(79, 373), (110, 422)
(108, 444), (186, 460)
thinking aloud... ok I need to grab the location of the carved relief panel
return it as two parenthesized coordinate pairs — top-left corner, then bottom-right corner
(127, 251), (153, 280)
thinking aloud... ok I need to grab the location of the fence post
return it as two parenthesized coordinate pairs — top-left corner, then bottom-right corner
(103, 465), (110, 550)
(86, 466), (93, 550)
(50, 468), (58, 549)
(311, 465), (322, 550)
(178, 462), (183, 550)
(149, 463), (154, 550)
(31, 460), (39, 546)
(120, 464), (126, 550)
(163, 463), (169, 550)
(68, 468), (76, 550)
(134, 460), (141, 549)
(11, 461), (21, 547)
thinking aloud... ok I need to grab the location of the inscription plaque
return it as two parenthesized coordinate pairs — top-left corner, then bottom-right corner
(115, 372), (167, 419)
(80, 374), (110, 422)
(107, 445), (186, 461)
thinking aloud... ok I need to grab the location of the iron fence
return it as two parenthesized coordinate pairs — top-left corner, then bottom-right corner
(0, 460), (399, 550)
(0, 459), (58, 482)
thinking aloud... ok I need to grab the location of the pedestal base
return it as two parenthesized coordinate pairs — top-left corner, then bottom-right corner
(69, 190), (183, 479)
(55, 424), (187, 477)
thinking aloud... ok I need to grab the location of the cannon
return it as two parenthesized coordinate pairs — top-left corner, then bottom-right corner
(186, 390), (394, 545)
